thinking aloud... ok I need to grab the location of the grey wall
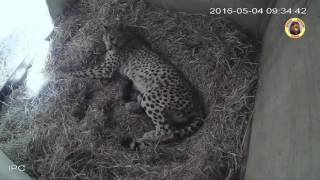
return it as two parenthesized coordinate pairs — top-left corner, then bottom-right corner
(245, 0), (320, 179)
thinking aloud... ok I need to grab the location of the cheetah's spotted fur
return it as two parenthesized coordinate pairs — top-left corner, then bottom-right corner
(63, 24), (204, 150)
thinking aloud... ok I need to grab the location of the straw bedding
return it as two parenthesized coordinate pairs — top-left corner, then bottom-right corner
(0, 0), (260, 179)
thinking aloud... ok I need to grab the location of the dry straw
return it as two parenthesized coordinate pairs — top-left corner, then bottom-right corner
(0, 0), (260, 179)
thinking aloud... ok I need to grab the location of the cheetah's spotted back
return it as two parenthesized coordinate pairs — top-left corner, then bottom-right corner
(63, 24), (205, 150)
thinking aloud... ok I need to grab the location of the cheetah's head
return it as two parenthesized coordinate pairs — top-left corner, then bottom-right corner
(102, 23), (128, 53)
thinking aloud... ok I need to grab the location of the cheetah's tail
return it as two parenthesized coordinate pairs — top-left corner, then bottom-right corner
(164, 116), (204, 143)
(120, 116), (204, 151)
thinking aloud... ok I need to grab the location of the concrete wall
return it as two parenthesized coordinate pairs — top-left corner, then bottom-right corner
(245, 0), (320, 179)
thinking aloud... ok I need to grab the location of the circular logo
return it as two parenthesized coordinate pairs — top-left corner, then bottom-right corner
(285, 18), (305, 39)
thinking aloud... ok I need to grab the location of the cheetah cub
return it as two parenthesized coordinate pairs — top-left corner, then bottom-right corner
(64, 24), (205, 150)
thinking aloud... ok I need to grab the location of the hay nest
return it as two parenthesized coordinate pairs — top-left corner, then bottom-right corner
(0, 0), (260, 179)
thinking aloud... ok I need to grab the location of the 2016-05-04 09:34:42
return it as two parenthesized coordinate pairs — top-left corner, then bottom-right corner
(209, 7), (307, 15)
